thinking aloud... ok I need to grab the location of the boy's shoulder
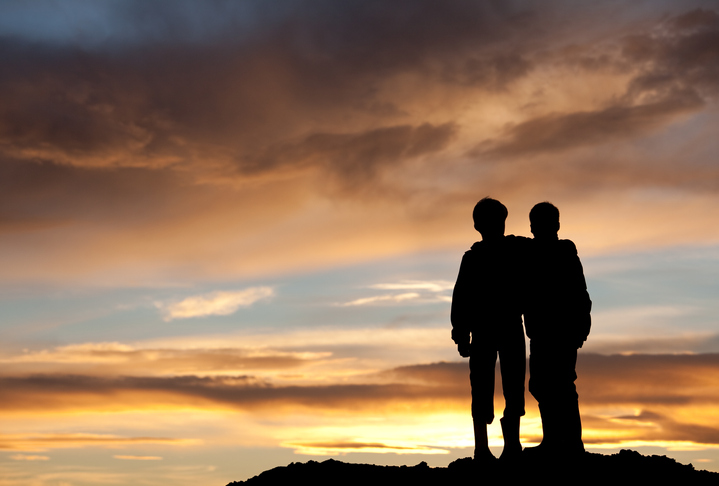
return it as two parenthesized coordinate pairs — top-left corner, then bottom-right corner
(557, 238), (578, 254)
(530, 237), (577, 253)
(466, 235), (524, 253)
(466, 240), (483, 254)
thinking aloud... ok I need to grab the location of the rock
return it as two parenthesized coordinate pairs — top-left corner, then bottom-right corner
(227, 450), (719, 486)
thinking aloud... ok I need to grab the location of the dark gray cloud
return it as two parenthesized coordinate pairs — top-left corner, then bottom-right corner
(624, 8), (719, 97)
(249, 123), (457, 187)
(477, 88), (704, 157)
(2, 2), (716, 181)
(0, 2), (718, 284)
(0, 1), (549, 252)
(475, 7), (719, 159)
(0, 1), (536, 172)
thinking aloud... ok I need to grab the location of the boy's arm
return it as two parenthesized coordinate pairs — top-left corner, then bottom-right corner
(451, 252), (474, 357)
(563, 240), (592, 347)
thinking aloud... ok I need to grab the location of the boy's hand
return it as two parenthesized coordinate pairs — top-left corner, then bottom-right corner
(457, 342), (471, 358)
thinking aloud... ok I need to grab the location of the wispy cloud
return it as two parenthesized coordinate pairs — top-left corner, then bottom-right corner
(286, 441), (447, 456)
(340, 280), (453, 306)
(114, 455), (163, 461)
(156, 287), (274, 321)
(341, 292), (422, 307)
(369, 280), (454, 292)
(0, 433), (197, 452)
(0, 341), (325, 376)
(9, 454), (49, 461)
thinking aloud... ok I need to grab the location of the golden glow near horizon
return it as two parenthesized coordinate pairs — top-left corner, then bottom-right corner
(2, 332), (719, 459)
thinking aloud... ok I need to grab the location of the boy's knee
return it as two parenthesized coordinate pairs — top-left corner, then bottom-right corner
(471, 403), (495, 424)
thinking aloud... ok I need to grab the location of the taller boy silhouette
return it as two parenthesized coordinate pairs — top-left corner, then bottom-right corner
(451, 198), (525, 463)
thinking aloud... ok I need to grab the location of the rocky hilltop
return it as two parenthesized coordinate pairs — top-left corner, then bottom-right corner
(228, 449), (719, 486)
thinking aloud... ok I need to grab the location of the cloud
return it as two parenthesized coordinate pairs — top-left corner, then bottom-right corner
(249, 123), (457, 188)
(623, 8), (719, 98)
(286, 441), (447, 455)
(0, 352), (711, 413)
(584, 333), (719, 355)
(340, 293), (422, 307)
(0, 341), (326, 376)
(0, 1), (527, 176)
(474, 5), (719, 159)
(577, 353), (719, 407)
(113, 455), (163, 460)
(0, 373), (463, 414)
(340, 280), (454, 306)
(579, 411), (719, 446)
(477, 88), (704, 157)
(156, 287), (274, 321)
(1, 353), (719, 448)
(0, 433), (195, 452)
(0, 3), (717, 286)
(9, 454), (49, 461)
(369, 280), (454, 292)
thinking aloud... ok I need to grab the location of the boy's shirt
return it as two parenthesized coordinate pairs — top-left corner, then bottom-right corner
(451, 235), (524, 347)
(523, 237), (591, 347)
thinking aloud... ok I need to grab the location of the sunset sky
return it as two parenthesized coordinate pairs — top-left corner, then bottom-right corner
(1, 1), (719, 484)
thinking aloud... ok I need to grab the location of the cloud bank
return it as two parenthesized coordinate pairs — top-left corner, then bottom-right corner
(0, 2), (718, 284)
(2, 353), (719, 450)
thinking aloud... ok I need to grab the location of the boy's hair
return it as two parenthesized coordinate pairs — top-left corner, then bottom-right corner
(473, 197), (507, 234)
(530, 201), (560, 234)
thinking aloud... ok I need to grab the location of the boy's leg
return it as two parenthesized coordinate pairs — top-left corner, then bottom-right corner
(528, 341), (553, 450)
(529, 340), (582, 453)
(469, 343), (497, 460)
(554, 347), (583, 453)
(498, 325), (526, 459)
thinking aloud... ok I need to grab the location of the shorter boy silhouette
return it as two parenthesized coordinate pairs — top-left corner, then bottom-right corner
(451, 198), (525, 464)
(524, 202), (591, 456)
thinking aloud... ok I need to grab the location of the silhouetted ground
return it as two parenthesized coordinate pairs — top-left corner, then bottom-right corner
(227, 449), (719, 486)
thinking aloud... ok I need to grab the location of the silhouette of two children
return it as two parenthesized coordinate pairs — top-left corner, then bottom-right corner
(451, 198), (591, 463)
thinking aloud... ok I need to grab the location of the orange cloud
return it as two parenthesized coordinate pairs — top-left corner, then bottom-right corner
(0, 433), (195, 452)
(113, 455), (163, 460)
(9, 454), (49, 461)
(0, 343), (327, 377)
(286, 441), (447, 456)
(0, 353), (717, 449)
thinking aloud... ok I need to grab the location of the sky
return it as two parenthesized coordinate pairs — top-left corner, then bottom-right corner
(1, 0), (719, 484)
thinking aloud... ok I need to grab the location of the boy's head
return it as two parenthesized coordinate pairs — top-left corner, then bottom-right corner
(530, 202), (560, 238)
(472, 197), (507, 239)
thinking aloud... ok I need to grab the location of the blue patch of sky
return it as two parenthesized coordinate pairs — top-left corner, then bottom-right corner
(0, 0), (295, 48)
(0, 244), (716, 352)
(585, 244), (719, 340)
